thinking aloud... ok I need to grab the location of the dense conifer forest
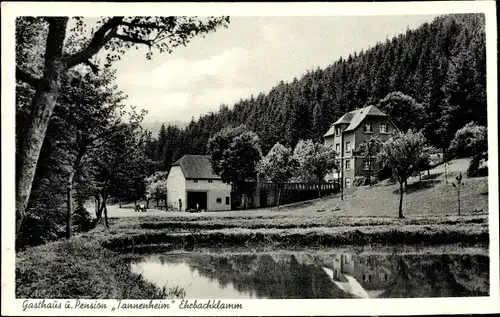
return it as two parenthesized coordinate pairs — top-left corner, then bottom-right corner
(146, 14), (486, 170)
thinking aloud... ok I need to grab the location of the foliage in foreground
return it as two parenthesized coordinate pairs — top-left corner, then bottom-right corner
(15, 238), (185, 299)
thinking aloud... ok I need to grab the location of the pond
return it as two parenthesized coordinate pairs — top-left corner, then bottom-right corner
(129, 248), (489, 299)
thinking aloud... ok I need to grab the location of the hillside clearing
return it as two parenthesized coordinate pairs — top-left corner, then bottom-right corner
(106, 158), (488, 219)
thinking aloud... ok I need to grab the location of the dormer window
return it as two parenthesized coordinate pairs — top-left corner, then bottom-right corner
(364, 123), (372, 133)
(380, 123), (388, 134)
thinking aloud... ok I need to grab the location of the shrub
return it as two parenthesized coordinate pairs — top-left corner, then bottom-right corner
(468, 152), (488, 177)
(354, 176), (378, 187)
(73, 198), (95, 232)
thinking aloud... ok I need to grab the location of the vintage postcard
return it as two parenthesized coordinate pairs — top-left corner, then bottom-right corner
(1, 1), (498, 316)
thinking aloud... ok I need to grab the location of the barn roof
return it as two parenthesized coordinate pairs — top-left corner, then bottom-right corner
(172, 155), (221, 180)
(323, 105), (388, 137)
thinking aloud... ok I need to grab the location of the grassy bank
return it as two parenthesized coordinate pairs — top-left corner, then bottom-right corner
(101, 222), (488, 251)
(15, 237), (185, 299)
(114, 214), (488, 231)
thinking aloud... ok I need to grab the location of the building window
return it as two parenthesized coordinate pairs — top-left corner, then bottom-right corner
(380, 123), (388, 133)
(363, 274), (371, 283)
(345, 141), (351, 152)
(334, 269), (340, 279)
(216, 198), (222, 204)
(364, 123), (372, 133)
(208, 180), (213, 183)
(345, 160), (351, 170)
(345, 177), (351, 188)
(379, 272), (387, 282)
(193, 180), (198, 183)
(335, 144), (340, 153)
(225, 197), (230, 205)
(335, 127), (341, 136)
(364, 160), (370, 170)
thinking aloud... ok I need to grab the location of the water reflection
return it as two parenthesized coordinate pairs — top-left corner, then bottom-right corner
(130, 251), (489, 299)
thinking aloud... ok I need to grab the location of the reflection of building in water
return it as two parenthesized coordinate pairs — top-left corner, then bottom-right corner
(323, 253), (393, 298)
(332, 254), (354, 278)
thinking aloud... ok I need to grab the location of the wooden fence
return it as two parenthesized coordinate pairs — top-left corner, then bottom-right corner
(231, 181), (340, 209)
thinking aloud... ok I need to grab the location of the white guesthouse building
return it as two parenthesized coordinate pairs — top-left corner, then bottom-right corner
(166, 155), (232, 212)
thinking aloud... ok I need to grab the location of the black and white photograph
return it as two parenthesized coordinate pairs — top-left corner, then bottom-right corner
(1, 1), (498, 316)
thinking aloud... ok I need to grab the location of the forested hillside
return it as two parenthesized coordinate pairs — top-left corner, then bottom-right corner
(147, 13), (486, 170)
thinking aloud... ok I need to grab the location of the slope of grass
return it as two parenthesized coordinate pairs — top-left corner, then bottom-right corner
(15, 238), (185, 299)
(106, 158), (487, 219)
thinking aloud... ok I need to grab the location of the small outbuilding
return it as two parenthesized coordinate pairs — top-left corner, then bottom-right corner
(166, 155), (231, 212)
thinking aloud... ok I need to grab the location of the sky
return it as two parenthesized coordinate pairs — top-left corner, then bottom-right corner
(105, 15), (439, 124)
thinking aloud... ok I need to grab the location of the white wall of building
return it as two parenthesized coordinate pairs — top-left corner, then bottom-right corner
(166, 166), (186, 211)
(185, 179), (231, 211)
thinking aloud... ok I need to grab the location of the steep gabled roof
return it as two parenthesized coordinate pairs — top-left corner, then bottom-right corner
(323, 105), (388, 137)
(172, 155), (221, 180)
(333, 111), (356, 125)
(345, 105), (386, 131)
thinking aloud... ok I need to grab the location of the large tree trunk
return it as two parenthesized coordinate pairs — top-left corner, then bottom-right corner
(96, 191), (107, 221)
(340, 158), (344, 201)
(66, 144), (86, 239)
(15, 18), (69, 237)
(443, 148), (448, 184)
(96, 200), (104, 221)
(66, 180), (73, 239)
(368, 158), (372, 186)
(16, 88), (62, 236)
(398, 180), (404, 219)
(104, 202), (109, 228)
(95, 195), (101, 218)
(444, 162), (448, 184)
(276, 184), (282, 207)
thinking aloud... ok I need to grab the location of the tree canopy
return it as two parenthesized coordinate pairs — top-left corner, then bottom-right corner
(293, 139), (337, 197)
(378, 130), (427, 218)
(207, 125), (262, 185)
(257, 143), (298, 207)
(449, 122), (487, 158)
